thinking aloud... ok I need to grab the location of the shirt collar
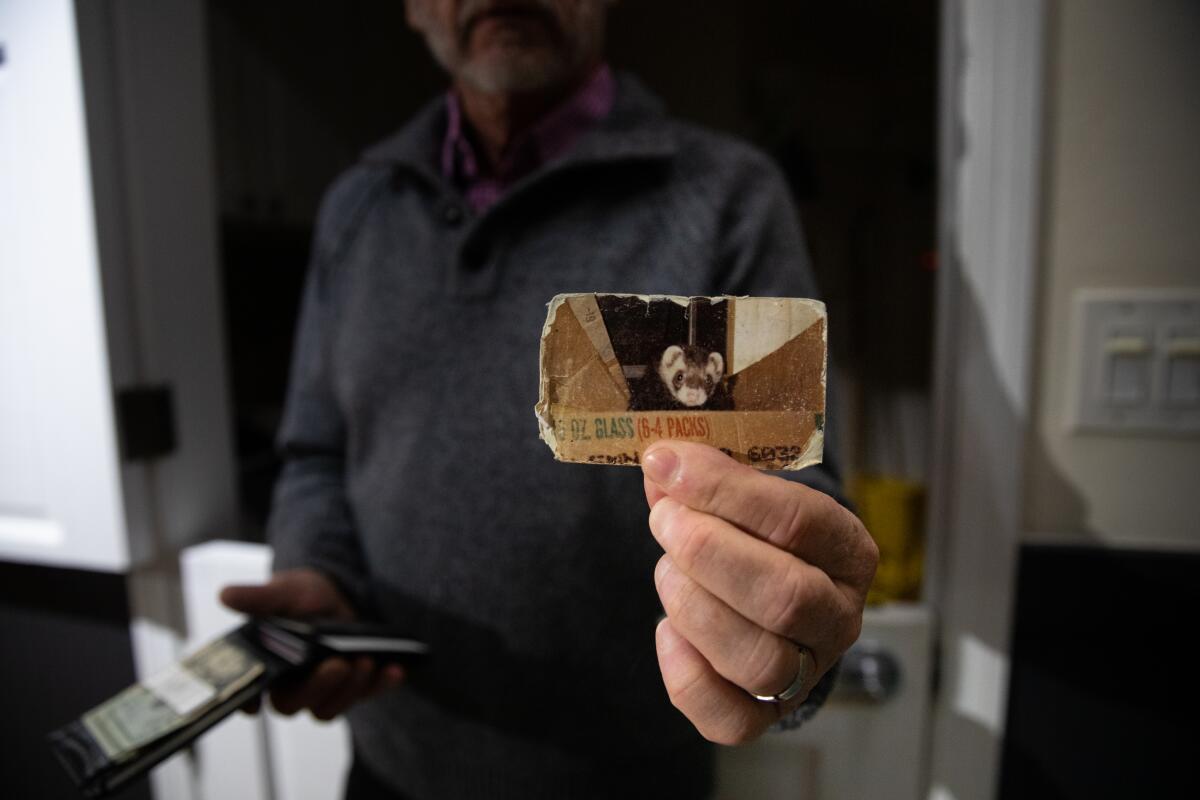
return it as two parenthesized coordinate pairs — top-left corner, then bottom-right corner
(440, 64), (616, 190)
(361, 71), (677, 199)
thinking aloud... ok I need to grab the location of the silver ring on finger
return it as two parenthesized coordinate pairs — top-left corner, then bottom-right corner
(749, 645), (814, 703)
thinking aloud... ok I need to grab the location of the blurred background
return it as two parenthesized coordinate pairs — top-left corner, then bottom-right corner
(1, 0), (1197, 798)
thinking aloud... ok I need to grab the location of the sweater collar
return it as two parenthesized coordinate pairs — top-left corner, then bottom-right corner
(361, 72), (678, 183)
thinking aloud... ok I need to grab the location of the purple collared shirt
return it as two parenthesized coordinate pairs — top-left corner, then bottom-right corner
(441, 65), (616, 214)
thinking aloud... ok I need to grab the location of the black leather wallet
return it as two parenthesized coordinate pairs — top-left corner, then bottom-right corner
(48, 617), (427, 798)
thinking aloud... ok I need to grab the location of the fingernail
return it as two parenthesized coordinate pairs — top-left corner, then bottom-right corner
(642, 446), (679, 486)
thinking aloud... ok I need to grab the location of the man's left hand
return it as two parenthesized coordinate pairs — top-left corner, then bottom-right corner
(642, 441), (878, 744)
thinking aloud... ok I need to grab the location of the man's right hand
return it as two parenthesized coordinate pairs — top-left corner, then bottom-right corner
(219, 568), (404, 720)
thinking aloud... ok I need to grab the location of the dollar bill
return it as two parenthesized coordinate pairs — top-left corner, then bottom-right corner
(81, 636), (264, 760)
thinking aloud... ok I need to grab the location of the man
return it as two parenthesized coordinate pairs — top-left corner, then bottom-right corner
(221, 1), (878, 797)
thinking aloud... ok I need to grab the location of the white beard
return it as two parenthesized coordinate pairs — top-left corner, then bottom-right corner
(417, 0), (607, 95)
(457, 47), (575, 94)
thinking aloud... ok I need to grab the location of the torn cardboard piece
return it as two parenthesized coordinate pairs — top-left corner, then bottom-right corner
(535, 293), (826, 470)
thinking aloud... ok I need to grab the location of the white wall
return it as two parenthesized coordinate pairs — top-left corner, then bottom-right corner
(1026, 0), (1200, 546)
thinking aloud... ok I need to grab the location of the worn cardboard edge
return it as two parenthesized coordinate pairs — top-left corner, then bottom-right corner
(535, 293), (829, 470)
(815, 305), (828, 468)
(544, 407), (824, 470)
(789, 428), (824, 471)
(535, 296), (568, 456)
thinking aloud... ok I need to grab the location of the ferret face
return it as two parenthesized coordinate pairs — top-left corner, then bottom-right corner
(658, 345), (725, 407)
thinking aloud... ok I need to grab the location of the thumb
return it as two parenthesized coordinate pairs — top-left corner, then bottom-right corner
(220, 582), (288, 617)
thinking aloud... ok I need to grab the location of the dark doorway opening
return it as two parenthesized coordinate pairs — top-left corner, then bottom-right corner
(205, 0), (939, 536)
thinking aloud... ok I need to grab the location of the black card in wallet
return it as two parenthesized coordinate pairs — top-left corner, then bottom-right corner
(47, 617), (428, 798)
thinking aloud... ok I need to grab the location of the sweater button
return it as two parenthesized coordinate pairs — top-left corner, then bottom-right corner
(441, 202), (464, 227)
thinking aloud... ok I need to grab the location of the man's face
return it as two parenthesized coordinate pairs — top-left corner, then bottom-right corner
(406, 0), (608, 95)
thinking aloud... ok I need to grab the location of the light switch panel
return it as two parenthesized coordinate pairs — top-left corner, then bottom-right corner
(1070, 289), (1200, 434)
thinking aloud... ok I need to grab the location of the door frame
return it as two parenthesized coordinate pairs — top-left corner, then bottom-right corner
(926, 0), (1047, 797)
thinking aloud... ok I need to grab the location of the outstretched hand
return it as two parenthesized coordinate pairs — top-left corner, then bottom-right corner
(642, 442), (877, 744)
(220, 568), (404, 720)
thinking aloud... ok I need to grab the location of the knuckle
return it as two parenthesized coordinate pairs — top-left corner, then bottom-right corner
(764, 565), (808, 635)
(744, 630), (793, 697)
(819, 594), (861, 658)
(773, 489), (814, 550)
(682, 461), (761, 530)
(860, 529), (881, 582)
(661, 647), (764, 746)
(664, 657), (707, 712)
(677, 462), (725, 513)
(705, 708), (758, 746)
(699, 723), (731, 745)
(324, 657), (351, 679)
(269, 692), (301, 716)
(663, 578), (713, 632)
(835, 603), (864, 654)
(671, 513), (718, 573)
(728, 717), (761, 745)
(302, 679), (330, 702)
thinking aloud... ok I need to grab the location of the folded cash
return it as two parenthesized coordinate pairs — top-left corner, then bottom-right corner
(48, 617), (427, 798)
(536, 294), (827, 470)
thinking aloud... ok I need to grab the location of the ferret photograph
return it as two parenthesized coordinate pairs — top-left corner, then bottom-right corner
(595, 296), (736, 412)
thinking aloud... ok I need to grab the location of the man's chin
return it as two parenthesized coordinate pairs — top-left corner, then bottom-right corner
(458, 54), (574, 95)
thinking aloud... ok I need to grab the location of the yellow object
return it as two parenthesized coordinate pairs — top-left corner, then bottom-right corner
(852, 475), (925, 604)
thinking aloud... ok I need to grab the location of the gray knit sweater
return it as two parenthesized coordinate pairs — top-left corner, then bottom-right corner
(269, 74), (841, 800)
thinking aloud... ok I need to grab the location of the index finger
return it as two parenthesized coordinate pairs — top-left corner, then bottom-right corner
(220, 583), (288, 617)
(642, 441), (870, 581)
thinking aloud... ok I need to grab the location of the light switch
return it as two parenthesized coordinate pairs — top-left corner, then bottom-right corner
(1164, 331), (1200, 407)
(1070, 289), (1200, 434)
(1103, 331), (1150, 405)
